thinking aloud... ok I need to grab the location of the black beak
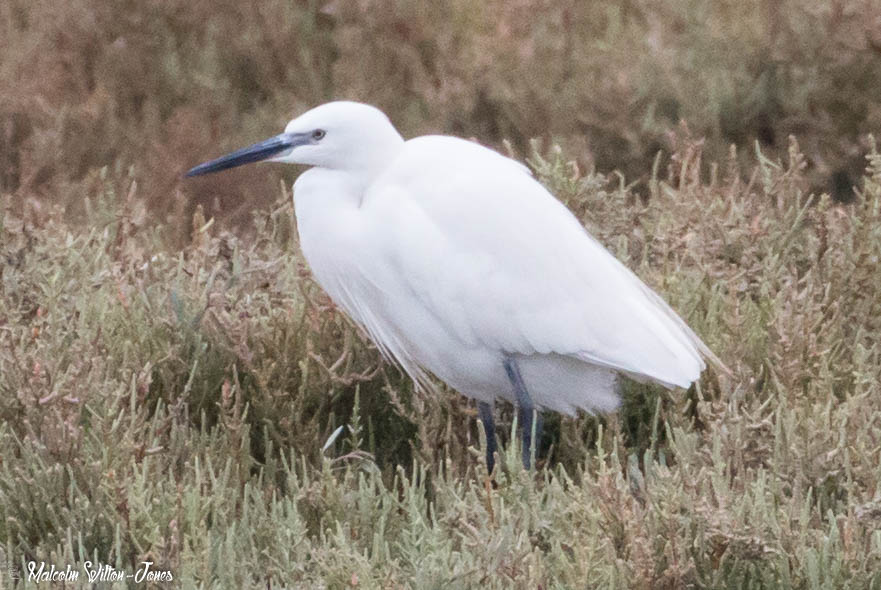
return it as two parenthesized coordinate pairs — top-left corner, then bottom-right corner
(185, 132), (309, 177)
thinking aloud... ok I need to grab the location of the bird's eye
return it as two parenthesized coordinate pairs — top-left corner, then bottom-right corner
(312, 129), (326, 141)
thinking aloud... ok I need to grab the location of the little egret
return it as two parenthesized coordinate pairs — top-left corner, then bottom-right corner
(186, 101), (720, 473)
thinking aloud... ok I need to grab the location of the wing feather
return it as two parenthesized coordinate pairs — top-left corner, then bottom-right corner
(366, 136), (713, 388)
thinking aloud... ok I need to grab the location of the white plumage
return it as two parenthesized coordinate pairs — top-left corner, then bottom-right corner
(187, 101), (719, 463)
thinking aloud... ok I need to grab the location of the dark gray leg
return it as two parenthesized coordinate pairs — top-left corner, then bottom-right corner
(478, 401), (497, 474)
(503, 357), (541, 469)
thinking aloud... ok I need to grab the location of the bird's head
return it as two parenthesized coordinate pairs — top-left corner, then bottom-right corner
(185, 101), (404, 178)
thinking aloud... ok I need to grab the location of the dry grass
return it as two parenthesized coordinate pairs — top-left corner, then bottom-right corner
(2, 136), (881, 587)
(2, 0), (881, 235)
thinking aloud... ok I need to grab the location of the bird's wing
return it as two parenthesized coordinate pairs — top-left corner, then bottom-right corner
(366, 136), (716, 388)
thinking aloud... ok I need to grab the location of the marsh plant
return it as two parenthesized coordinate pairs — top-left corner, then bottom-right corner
(1, 135), (880, 587)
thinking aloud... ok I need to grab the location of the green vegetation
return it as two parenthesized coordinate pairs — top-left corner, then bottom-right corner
(2, 137), (881, 587)
(3, 0), (881, 587)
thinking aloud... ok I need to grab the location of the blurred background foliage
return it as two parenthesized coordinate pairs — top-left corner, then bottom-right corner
(2, 0), (881, 234)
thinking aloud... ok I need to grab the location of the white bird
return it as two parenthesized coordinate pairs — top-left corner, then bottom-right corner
(186, 101), (721, 472)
